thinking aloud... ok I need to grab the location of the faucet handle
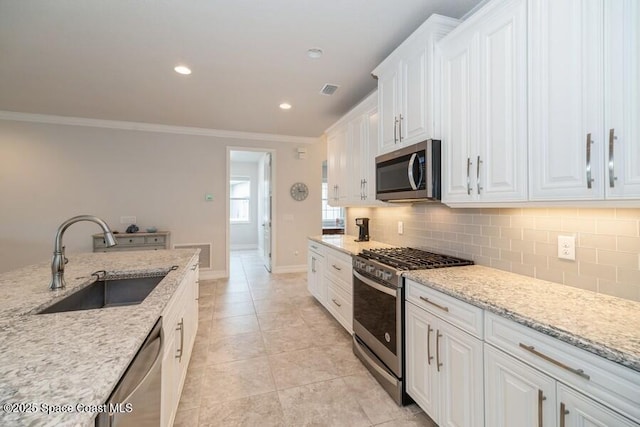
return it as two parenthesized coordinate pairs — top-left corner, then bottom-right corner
(62, 246), (68, 264)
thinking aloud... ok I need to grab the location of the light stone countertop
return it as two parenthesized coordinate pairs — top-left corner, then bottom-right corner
(309, 234), (395, 255)
(0, 249), (199, 427)
(403, 265), (640, 373)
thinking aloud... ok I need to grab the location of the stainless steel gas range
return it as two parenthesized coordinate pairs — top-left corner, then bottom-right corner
(352, 247), (473, 405)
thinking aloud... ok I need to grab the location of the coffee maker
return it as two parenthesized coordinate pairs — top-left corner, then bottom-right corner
(355, 218), (370, 242)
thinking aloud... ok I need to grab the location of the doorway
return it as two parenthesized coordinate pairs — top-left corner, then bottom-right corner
(228, 149), (274, 274)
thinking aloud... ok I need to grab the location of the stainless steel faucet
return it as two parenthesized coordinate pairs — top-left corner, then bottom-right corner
(49, 215), (117, 290)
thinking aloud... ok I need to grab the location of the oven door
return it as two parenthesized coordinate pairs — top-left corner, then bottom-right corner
(352, 269), (402, 377)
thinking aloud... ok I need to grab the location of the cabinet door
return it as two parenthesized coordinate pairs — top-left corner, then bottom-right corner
(378, 64), (401, 154)
(307, 251), (325, 305)
(558, 383), (638, 427)
(440, 30), (477, 203)
(405, 302), (440, 421)
(476, 0), (528, 202)
(348, 115), (368, 202)
(529, 0), (604, 200)
(438, 319), (484, 427)
(485, 344), (556, 427)
(364, 107), (379, 201)
(605, 0), (640, 199)
(327, 126), (348, 205)
(401, 36), (430, 145)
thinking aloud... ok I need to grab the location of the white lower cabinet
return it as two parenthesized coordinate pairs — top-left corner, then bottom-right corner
(485, 344), (639, 427)
(161, 261), (199, 427)
(485, 344), (556, 427)
(405, 282), (640, 427)
(405, 300), (484, 426)
(306, 239), (353, 333)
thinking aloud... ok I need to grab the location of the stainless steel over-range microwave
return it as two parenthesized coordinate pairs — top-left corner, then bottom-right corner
(375, 139), (441, 202)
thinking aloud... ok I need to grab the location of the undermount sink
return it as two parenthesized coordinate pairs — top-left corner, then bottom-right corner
(38, 275), (166, 314)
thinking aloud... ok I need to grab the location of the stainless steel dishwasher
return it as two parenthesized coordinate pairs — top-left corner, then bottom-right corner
(96, 318), (163, 427)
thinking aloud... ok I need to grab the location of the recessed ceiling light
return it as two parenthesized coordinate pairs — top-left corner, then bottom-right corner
(307, 48), (323, 59)
(279, 103), (292, 110)
(174, 65), (192, 75)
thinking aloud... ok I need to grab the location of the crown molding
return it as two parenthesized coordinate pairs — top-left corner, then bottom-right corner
(0, 110), (320, 144)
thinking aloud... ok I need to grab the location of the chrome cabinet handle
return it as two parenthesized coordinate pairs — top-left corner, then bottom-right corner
(560, 402), (569, 427)
(311, 257), (316, 273)
(176, 318), (184, 362)
(436, 330), (443, 372)
(466, 157), (472, 195)
(586, 133), (594, 189)
(332, 264), (342, 271)
(394, 116), (398, 143)
(609, 128), (617, 188)
(427, 325), (433, 365)
(538, 390), (546, 427)
(362, 179), (367, 200)
(519, 343), (590, 380)
(476, 155), (483, 194)
(399, 114), (403, 142)
(331, 298), (342, 307)
(419, 296), (449, 312)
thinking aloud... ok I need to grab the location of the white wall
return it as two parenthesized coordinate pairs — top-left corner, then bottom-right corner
(230, 160), (260, 249)
(0, 118), (325, 276)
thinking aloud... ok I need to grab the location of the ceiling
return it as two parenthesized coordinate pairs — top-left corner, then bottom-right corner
(0, 0), (483, 138)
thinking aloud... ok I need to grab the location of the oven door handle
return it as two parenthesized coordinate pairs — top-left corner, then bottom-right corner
(353, 270), (396, 296)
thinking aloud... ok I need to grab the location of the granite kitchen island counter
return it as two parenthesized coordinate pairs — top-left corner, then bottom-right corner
(0, 249), (199, 427)
(404, 265), (640, 373)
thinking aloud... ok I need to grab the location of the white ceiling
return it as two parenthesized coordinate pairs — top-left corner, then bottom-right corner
(0, 0), (482, 138)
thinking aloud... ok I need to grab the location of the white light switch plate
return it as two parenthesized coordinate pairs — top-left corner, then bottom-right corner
(397, 221), (404, 235)
(557, 235), (576, 261)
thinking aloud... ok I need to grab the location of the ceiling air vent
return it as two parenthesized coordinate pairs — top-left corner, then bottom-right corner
(320, 84), (339, 96)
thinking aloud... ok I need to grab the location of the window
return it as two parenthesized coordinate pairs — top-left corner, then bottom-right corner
(230, 178), (251, 223)
(322, 182), (345, 228)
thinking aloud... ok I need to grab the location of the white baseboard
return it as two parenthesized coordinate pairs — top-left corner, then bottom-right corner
(271, 264), (307, 274)
(199, 269), (227, 280)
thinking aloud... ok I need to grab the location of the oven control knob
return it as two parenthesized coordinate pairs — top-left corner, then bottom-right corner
(366, 265), (375, 274)
(385, 332), (391, 343)
(383, 271), (393, 281)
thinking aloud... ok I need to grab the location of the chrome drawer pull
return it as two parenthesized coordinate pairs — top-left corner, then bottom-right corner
(519, 343), (590, 380)
(419, 296), (449, 312)
(332, 264), (342, 271)
(175, 318), (185, 362)
(331, 299), (342, 307)
(436, 330), (443, 372)
(538, 389), (546, 427)
(427, 325), (433, 365)
(560, 402), (569, 427)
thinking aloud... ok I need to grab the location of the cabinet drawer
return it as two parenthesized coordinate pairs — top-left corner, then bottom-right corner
(145, 235), (166, 245)
(308, 240), (325, 256)
(118, 236), (146, 245)
(325, 250), (352, 288)
(485, 312), (640, 423)
(405, 279), (483, 339)
(326, 279), (353, 333)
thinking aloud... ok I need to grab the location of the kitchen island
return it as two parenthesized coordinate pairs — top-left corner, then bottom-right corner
(0, 249), (199, 427)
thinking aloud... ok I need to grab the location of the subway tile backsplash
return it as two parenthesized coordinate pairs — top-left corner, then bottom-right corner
(347, 205), (640, 302)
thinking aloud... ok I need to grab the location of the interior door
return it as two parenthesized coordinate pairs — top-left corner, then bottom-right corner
(262, 152), (272, 272)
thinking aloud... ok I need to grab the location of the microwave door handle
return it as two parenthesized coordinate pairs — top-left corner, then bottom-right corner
(408, 153), (419, 190)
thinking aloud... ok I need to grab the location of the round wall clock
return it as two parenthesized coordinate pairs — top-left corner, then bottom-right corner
(290, 182), (309, 201)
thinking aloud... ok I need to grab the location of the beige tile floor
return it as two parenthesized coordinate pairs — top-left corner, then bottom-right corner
(174, 250), (435, 427)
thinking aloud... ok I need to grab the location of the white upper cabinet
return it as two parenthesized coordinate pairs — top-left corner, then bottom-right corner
(374, 15), (459, 155)
(530, 0), (640, 201)
(325, 92), (382, 207)
(605, 0), (640, 199)
(441, 0), (528, 204)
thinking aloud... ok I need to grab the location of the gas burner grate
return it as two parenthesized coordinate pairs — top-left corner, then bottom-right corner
(359, 247), (473, 270)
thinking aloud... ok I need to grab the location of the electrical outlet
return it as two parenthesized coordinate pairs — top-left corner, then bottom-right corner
(120, 216), (136, 224)
(398, 221), (404, 235)
(557, 235), (576, 261)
